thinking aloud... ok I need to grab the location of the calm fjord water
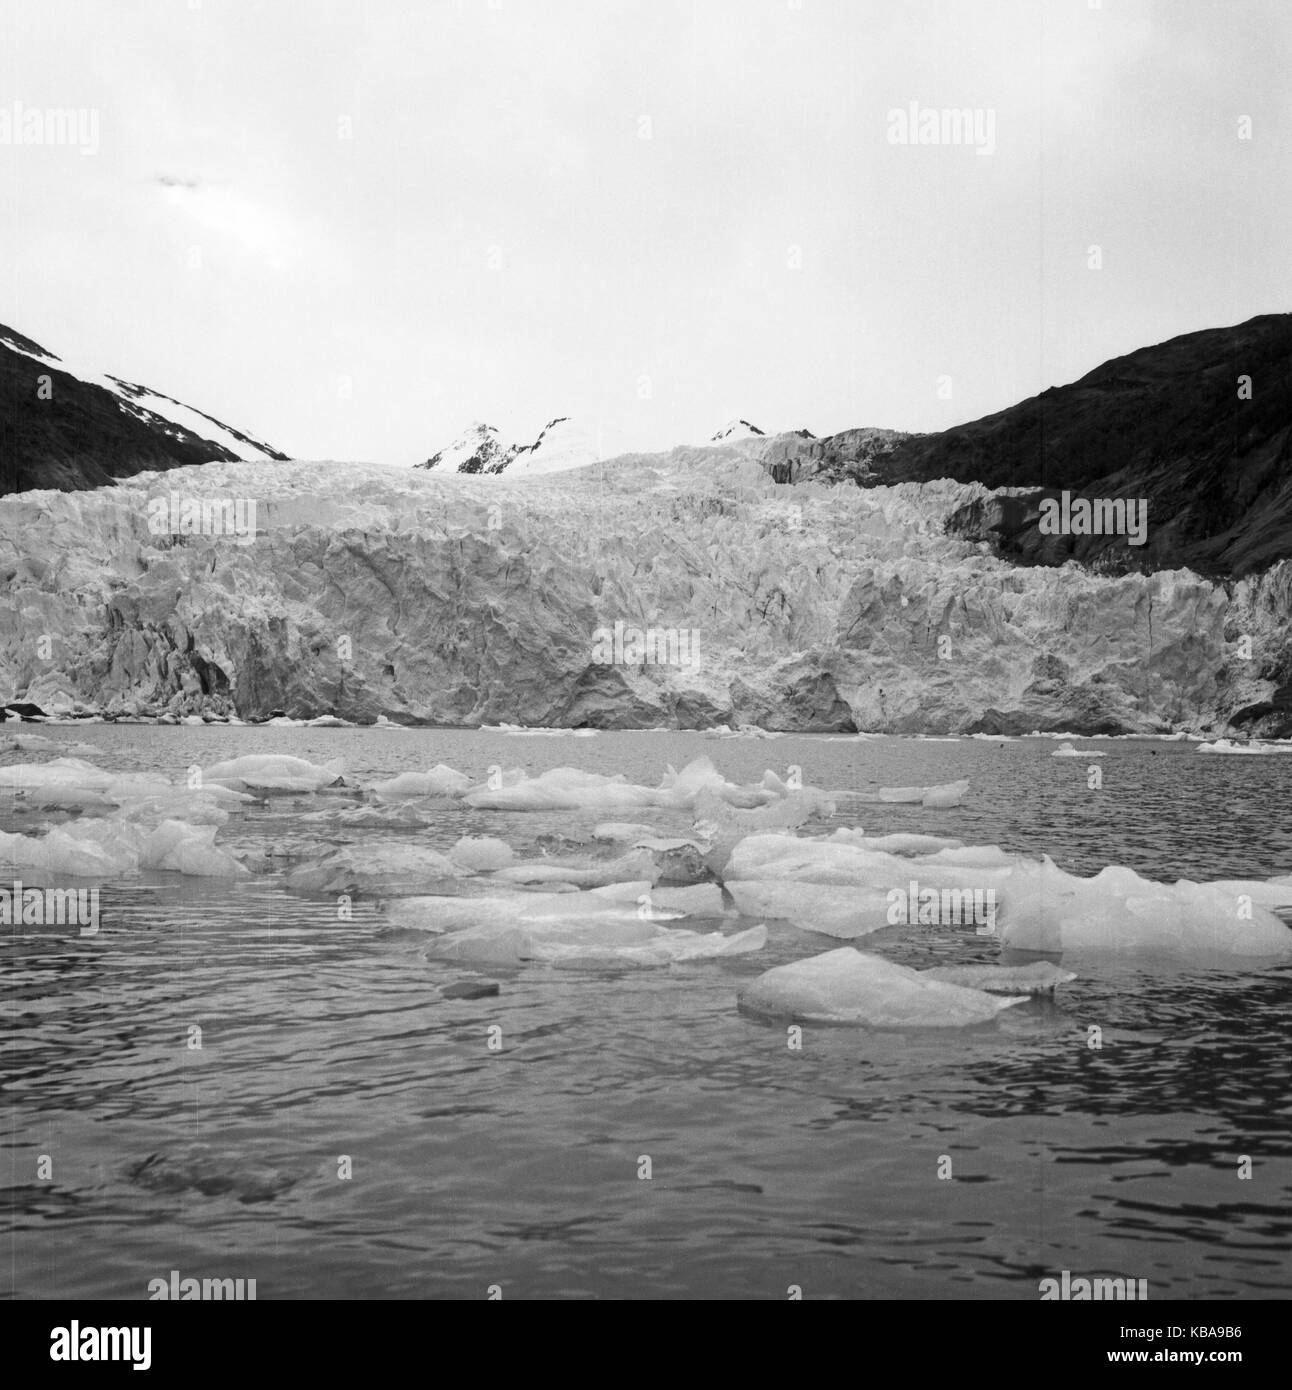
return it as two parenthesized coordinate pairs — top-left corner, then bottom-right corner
(4, 727), (1291, 1300)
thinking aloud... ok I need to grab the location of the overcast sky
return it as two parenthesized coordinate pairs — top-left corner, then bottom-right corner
(2, 0), (1288, 464)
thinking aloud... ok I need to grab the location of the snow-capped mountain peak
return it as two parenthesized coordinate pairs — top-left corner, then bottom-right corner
(418, 415), (604, 477)
(0, 324), (285, 474)
(709, 418), (767, 443)
(505, 416), (602, 476)
(420, 421), (513, 474)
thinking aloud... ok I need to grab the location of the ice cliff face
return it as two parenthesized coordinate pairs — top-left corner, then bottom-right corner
(3, 441), (1289, 733)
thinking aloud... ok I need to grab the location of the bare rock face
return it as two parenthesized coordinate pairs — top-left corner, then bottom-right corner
(757, 428), (909, 486)
(1, 447), (1289, 733)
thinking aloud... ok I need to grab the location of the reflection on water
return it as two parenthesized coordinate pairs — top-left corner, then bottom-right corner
(2, 728), (1291, 1298)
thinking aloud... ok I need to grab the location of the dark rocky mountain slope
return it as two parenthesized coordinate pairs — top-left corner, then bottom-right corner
(764, 314), (1292, 580)
(1, 322), (287, 495)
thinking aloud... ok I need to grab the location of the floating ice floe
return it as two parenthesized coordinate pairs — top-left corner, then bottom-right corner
(0, 760), (260, 816)
(490, 847), (662, 888)
(0, 816), (247, 877)
(920, 777), (971, 807)
(718, 830), (1292, 957)
(1052, 742), (1105, 758)
(398, 880), (761, 967)
(1196, 738), (1292, 755)
(0, 825), (124, 876)
(2, 733), (67, 752)
(370, 765), (473, 799)
(830, 829), (964, 855)
(462, 756), (806, 814)
(113, 793), (231, 827)
(593, 822), (661, 842)
(387, 881), (664, 933)
(647, 883), (727, 916)
(201, 754), (345, 794)
(484, 723), (598, 737)
(134, 820), (249, 876)
(0, 758), (116, 809)
(536, 926), (766, 968)
(921, 962), (1076, 995)
(449, 836), (515, 871)
(994, 860), (1292, 957)
(737, 948), (1027, 1026)
(285, 841), (474, 894)
(842, 778), (971, 807)
(690, 785), (836, 875)
(112, 778), (256, 811)
(725, 879), (895, 939)
(461, 764), (673, 812)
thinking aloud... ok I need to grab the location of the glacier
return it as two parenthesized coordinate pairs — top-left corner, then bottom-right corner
(2, 440), (1290, 734)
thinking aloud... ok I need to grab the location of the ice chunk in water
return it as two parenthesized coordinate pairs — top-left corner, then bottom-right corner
(139, 821), (248, 877)
(202, 754), (345, 793)
(490, 848), (661, 888)
(593, 822), (659, 842)
(995, 858), (1292, 957)
(423, 900), (766, 965)
(463, 757), (813, 815)
(738, 947), (1027, 1026)
(830, 830), (964, 855)
(643, 883), (727, 917)
(876, 786), (925, 803)
(465, 766), (652, 812)
(389, 879), (725, 938)
(1197, 738), (1292, 755)
(537, 924), (767, 967)
(1, 814), (246, 879)
(723, 834), (893, 886)
(691, 787), (835, 876)
(0, 758), (116, 809)
(725, 880), (895, 938)
(921, 778), (970, 808)
(372, 765), (471, 799)
(450, 836), (515, 871)
(286, 842), (473, 894)
(921, 962), (1076, 995)
(0, 826), (124, 877)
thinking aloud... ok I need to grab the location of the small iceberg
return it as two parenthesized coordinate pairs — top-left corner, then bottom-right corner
(725, 880), (895, 939)
(1197, 738), (1292, 755)
(737, 948), (1027, 1026)
(285, 842), (474, 894)
(202, 754), (345, 794)
(450, 836), (516, 872)
(1052, 742), (1105, 758)
(370, 765), (472, 799)
(0, 816), (247, 878)
(394, 880), (760, 967)
(490, 848), (662, 888)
